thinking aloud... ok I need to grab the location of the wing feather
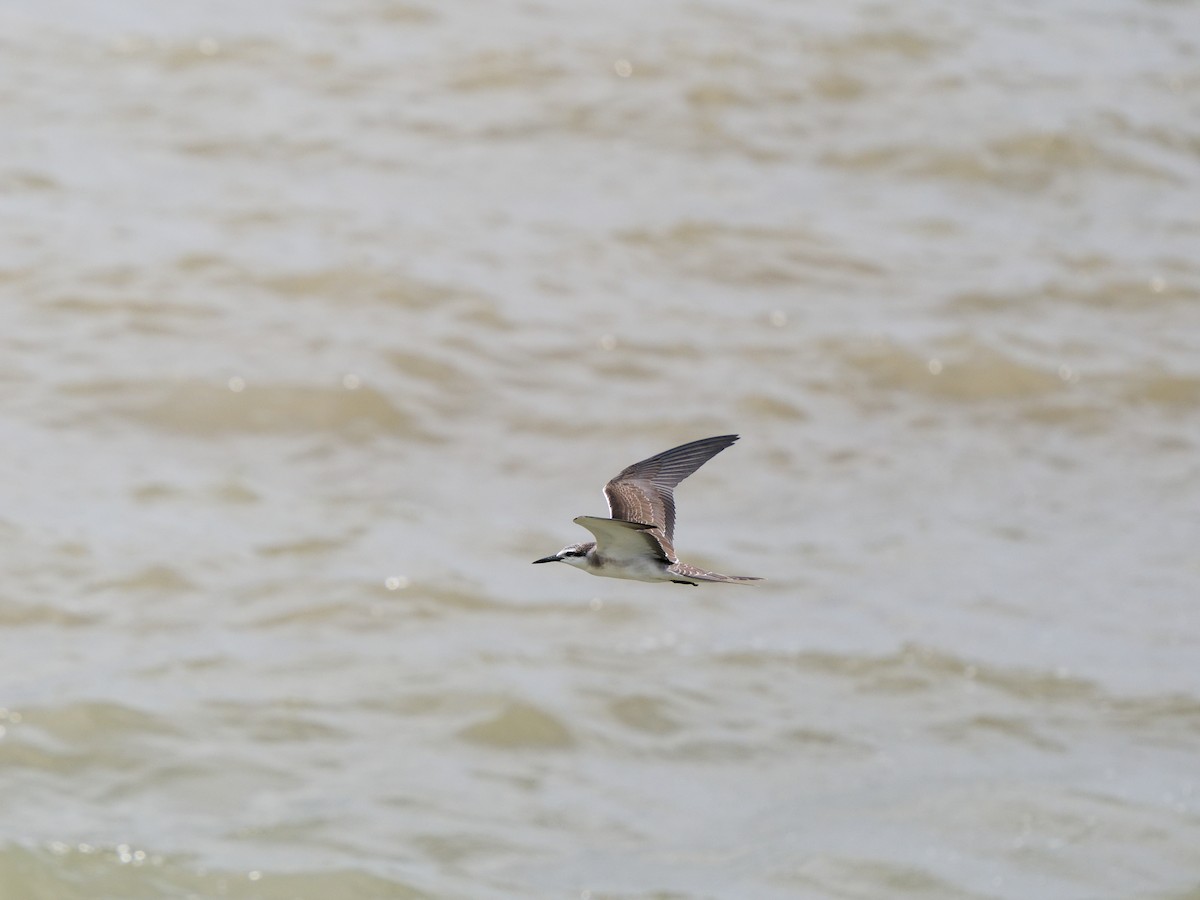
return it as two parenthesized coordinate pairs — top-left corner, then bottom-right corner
(573, 516), (673, 564)
(602, 435), (739, 549)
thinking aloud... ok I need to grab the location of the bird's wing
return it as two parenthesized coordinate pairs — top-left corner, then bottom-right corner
(573, 516), (673, 565)
(603, 434), (739, 547)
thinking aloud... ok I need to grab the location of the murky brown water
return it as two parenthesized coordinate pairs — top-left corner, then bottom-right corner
(2, 1), (1199, 898)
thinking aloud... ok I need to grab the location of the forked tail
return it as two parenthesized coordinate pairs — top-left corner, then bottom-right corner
(668, 562), (763, 585)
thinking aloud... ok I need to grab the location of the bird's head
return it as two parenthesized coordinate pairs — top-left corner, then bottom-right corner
(532, 543), (593, 568)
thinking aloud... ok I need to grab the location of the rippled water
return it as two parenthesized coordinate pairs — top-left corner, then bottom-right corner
(2, 0), (1199, 898)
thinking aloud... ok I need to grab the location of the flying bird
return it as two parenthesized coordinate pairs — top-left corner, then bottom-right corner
(533, 434), (762, 585)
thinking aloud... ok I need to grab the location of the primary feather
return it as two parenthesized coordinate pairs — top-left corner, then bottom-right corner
(603, 434), (739, 559)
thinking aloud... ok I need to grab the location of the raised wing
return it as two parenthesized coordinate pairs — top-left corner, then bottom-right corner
(603, 435), (739, 551)
(573, 516), (673, 564)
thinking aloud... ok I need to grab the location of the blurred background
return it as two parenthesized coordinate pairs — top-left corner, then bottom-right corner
(2, 0), (1199, 898)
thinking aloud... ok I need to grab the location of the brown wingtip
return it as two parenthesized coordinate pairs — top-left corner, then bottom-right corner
(667, 562), (763, 584)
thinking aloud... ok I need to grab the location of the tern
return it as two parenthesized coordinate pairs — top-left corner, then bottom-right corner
(532, 434), (763, 585)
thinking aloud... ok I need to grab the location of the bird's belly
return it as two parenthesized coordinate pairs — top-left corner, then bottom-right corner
(587, 554), (675, 583)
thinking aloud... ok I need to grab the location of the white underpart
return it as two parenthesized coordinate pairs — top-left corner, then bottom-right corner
(561, 550), (694, 583)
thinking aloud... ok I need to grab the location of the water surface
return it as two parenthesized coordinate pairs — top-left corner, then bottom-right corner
(2, 1), (1199, 897)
